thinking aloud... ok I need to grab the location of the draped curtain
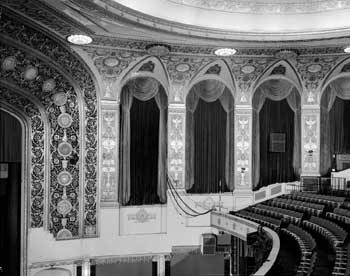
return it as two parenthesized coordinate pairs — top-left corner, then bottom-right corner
(320, 78), (350, 175)
(0, 110), (22, 162)
(119, 78), (167, 205)
(185, 80), (234, 193)
(252, 80), (301, 189)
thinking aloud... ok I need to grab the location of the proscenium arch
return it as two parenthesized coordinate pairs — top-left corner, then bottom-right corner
(185, 78), (235, 193)
(252, 78), (302, 189)
(0, 91), (46, 276)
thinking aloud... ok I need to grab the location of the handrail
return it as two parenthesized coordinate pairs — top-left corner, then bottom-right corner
(210, 212), (280, 276)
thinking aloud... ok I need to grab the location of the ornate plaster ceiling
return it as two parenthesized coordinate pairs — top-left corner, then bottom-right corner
(109, 0), (350, 40)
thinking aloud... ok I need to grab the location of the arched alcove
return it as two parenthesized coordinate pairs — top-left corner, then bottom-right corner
(185, 79), (234, 193)
(320, 77), (350, 175)
(119, 77), (168, 205)
(252, 79), (301, 190)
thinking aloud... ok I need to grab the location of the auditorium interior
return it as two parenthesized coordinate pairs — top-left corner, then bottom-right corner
(3, 1), (350, 276)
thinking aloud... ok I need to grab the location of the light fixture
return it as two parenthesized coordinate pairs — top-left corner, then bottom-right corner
(344, 46), (350, 53)
(67, 34), (93, 45)
(214, 48), (237, 56)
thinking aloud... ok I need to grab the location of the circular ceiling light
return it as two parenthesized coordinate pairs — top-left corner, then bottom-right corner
(344, 46), (350, 53)
(214, 48), (237, 56)
(67, 34), (92, 45)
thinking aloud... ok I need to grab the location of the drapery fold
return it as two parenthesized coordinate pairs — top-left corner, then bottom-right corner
(186, 80), (234, 192)
(119, 78), (167, 205)
(320, 78), (350, 175)
(252, 80), (301, 189)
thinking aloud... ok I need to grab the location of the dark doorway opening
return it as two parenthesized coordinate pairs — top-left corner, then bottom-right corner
(0, 110), (22, 276)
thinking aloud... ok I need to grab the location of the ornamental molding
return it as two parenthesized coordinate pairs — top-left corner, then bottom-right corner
(169, 0), (350, 14)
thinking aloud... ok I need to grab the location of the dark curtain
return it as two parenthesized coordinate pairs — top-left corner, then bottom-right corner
(0, 110), (22, 162)
(187, 98), (228, 193)
(329, 97), (350, 156)
(258, 99), (297, 188)
(0, 163), (21, 276)
(127, 97), (160, 205)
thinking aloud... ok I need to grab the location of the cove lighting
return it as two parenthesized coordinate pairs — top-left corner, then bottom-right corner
(67, 34), (93, 45)
(214, 48), (237, 56)
(344, 46), (350, 53)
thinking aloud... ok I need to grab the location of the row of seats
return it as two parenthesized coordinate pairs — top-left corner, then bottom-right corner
(251, 204), (303, 224)
(280, 226), (317, 276)
(334, 207), (350, 218)
(285, 191), (345, 207)
(235, 210), (280, 231)
(266, 198), (325, 215)
(302, 219), (348, 276)
(309, 216), (348, 245)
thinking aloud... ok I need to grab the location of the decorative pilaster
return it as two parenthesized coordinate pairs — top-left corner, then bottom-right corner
(234, 107), (253, 190)
(100, 103), (119, 207)
(301, 106), (320, 176)
(168, 103), (186, 189)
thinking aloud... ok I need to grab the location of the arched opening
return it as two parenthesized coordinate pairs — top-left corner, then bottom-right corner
(119, 77), (168, 206)
(320, 77), (350, 175)
(252, 79), (301, 190)
(0, 109), (22, 276)
(185, 79), (234, 193)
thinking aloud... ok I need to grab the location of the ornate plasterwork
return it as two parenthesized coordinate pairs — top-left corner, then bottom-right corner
(0, 43), (81, 238)
(161, 56), (212, 103)
(0, 85), (45, 228)
(1, 14), (98, 237)
(235, 112), (251, 187)
(296, 56), (340, 104)
(168, 108), (186, 188)
(302, 113), (319, 173)
(101, 109), (119, 206)
(169, 0), (350, 14)
(231, 58), (274, 104)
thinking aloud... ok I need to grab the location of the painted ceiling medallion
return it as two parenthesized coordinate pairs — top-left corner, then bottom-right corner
(58, 142), (73, 157)
(241, 65), (256, 74)
(57, 113), (73, 128)
(214, 48), (237, 56)
(23, 66), (38, 80)
(175, 63), (190, 72)
(67, 34), (92, 45)
(42, 79), (56, 92)
(146, 44), (171, 56)
(103, 57), (120, 67)
(57, 199), (73, 216)
(52, 92), (68, 106)
(307, 64), (322, 73)
(274, 49), (298, 59)
(1, 56), (17, 71)
(57, 171), (73, 186)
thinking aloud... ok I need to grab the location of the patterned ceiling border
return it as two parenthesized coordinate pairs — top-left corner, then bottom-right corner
(2, 0), (350, 55)
(169, 0), (350, 14)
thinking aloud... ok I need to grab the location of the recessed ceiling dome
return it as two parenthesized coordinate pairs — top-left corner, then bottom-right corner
(110, 0), (350, 40)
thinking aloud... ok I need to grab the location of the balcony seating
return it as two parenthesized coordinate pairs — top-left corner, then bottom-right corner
(235, 210), (281, 231)
(285, 191), (345, 208)
(250, 204), (303, 224)
(280, 225), (317, 276)
(265, 197), (325, 216)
